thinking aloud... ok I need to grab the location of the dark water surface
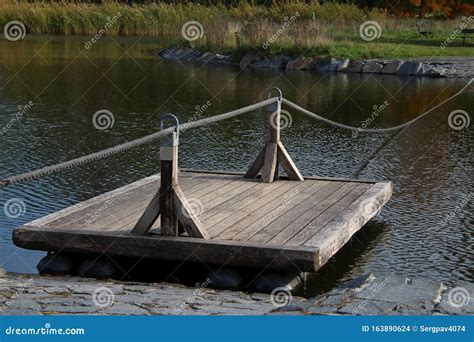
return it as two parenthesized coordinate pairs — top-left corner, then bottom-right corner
(0, 36), (472, 295)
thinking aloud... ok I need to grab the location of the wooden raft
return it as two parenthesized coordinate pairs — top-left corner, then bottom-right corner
(13, 170), (392, 272)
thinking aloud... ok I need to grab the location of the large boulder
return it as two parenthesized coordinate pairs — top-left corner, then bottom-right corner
(239, 53), (258, 69)
(319, 57), (340, 72)
(286, 56), (316, 70)
(207, 268), (243, 290)
(196, 52), (217, 64)
(337, 58), (350, 71)
(174, 47), (194, 60)
(362, 61), (384, 73)
(397, 61), (422, 75)
(78, 259), (118, 279)
(381, 61), (403, 74)
(345, 61), (364, 73)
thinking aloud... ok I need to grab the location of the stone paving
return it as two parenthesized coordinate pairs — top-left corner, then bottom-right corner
(0, 270), (472, 316)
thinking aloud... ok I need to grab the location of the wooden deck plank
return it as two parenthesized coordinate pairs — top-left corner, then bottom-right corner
(230, 180), (329, 242)
(209, 181), (301, 238)
(248, 180), (332, 244)
(216, 180), (314, 240)
(285, 183), (371, 246)
(202, 181), (287, 234)
(265, 182), (354, 246)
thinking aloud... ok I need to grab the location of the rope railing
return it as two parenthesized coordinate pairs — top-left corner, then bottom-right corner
(0, 78), (472, 189)
(0, 97), (278, 188)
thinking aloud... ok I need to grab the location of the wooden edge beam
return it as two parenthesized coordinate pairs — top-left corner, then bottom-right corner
(173, 186), (210, 239)
(13, 226), (318, 272)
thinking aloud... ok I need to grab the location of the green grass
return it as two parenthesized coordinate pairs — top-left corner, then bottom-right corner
(0, 1), (473, 59)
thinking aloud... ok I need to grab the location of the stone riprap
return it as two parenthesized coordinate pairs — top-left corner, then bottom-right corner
(0, 270), (288, 315)
(156, 46), (474, 78)
(275, 274), (474, 316)
(0, 271), (472, 315)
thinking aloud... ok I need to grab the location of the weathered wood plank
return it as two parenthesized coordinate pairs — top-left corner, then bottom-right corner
(13, 226), (318, 272)
(217, 180), (313, 240)
(231, 180), (327, 242)
(277, 141), (304, 181)
(285, 183), (371, 246)
(248, 180), (331, 244)
(305, 182), (392, 268)
(207, 181), (296, 237)
(266, 182), (355, 245)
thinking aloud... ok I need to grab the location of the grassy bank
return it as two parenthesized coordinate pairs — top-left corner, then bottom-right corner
(0, 1), (473, 59)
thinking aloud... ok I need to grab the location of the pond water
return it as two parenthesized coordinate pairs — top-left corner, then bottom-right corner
(0, 36), (472, 296)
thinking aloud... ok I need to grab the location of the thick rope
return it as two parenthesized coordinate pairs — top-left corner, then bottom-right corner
(283, 78), (473, 133)
(0, 97), (278, 188)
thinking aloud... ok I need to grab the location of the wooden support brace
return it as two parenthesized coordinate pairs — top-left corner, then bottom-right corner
(245, 94), (303, 183)
(132, 114), (209, 239)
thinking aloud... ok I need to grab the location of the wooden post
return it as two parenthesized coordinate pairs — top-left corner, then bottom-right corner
(245, 88), (304, 183)
(132, 114), (209, 239)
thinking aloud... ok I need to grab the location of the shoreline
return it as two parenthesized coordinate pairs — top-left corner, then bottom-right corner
(1, 271), (471, 316)
(156, 46), (474, 79)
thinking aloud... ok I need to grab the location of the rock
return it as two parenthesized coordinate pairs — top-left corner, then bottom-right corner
(37, 253), (75, 275)
(319, 57), (340, 72)
(397, 61), (422, 75)
(362, 61), (384, 73)
(207, 268), (243, 290)
(174, 47), (194, 60)
(77, 259), (118, 279)
(286, 56), (315, 70)
(208, 54), (233, 65)
(157, 47), (178, 59)
(428, 65), (447, 77)
(253, 55), (291, 69)
(184, 50), (204, 62)
(337, 58), (350, 71)
(345, 61), (364, 73)
(196, 52), (217, 64)
(239, 53), (258, 69)
(381, 61), (403, 74)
